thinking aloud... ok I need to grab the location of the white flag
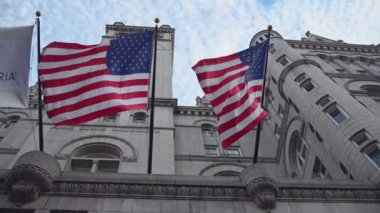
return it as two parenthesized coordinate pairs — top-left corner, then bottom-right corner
(0, 25), (34, 108)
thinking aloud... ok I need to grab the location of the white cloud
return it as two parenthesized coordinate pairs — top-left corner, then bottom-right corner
(0, 0), (379, 106)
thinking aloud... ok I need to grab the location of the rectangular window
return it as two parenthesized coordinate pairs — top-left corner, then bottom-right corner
(296, 139), (308, 170)
(225, 147), (242, 157)
(266, 89), (274, 104)
(277, 55), (290, 66)
(278, 104), (284, 118)
(103, 114), (119, 122)
(312, 157), (330, 179)
(71, 159), (93, 172)
(98, 160), (120, 172)
(350, 129), (371, 146)
(301, 79), (317, 93)
(133, 112), (147, 123)
(274, 123), (280, 138)
(362, 141), (380, 167)
(205, 145), (219, 156)
(269, 45), (277, 54)
(316, 95), (332, 108)
(0, 137), (3, 142)
(325, 103), (349, 125)
(295, 73), (306, 83)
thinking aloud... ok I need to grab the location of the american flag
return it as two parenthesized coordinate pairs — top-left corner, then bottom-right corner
(192, 40), (269, 148)
(38, 31), (153, 125)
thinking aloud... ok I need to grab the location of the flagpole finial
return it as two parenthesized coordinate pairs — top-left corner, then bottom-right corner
(154, 18), (160, 24)
(267, 25), (272, 31)
(36, 11), (41, 17)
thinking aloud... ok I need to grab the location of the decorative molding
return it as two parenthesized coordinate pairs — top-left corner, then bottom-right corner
(0, 178), (379, 202)
(277, 187), (380, 200)
(246, 177), (279, 210)
(148, 98), (178, 107)
(286, 40), (380, 54)
(4, 164), (55, 204)
(175, 106), (216, 117)
(326, 73), (380, 80)
(48, 181), (248, 200)
(105, 23), (175, 43)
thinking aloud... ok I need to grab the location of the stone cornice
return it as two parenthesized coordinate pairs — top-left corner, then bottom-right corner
(326, 72), (380, 80)
(175, 106), (216, 117)
(175, 155), (277, 163)
(1, 175), (379, 202)
(286, 40), (380, 54)
(105, 23), (175, 43)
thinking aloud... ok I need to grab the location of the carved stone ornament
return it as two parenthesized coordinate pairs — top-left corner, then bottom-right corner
(246, 177), (279, 210)
(4, 151), (61, 204)
(4, 164), (54, 204)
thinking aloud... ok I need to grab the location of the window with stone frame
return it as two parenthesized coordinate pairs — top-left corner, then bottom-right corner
(278, 104), (284, 118)
(225, 147), (242, 157)
(350, 129), (371, 146)
(316, 95), (332, 108)
(269, 44), (277, 54)
(277, 55), (290, 66)
(312, 157), (332, 179)
(0, 115), (20, 129)
(296, 138), (308, 172)
(300, 79), (317, 93)
(103, 113), (119, 122)
(70, 143), (122, 173)
(201, 124), (216, 137)
(133, 112), (147, 123)
(295, 73), (307, 83)
(204, 145), (219, 156)
(324, 103), (349, 125)
(361, 140), (380, 168)
(274, 123), (280, 138)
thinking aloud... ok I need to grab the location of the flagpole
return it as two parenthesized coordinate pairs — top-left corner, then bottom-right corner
(36, 11), (44, 152)
(253, 25), (272, 164)
(147, 18), (159, 174)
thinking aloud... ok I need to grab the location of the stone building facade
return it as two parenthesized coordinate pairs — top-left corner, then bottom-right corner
(0, 23), (379, 212)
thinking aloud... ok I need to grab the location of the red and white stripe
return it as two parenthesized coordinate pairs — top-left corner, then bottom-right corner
(193, 53), (268, 148)
(38, 41), (150, 125)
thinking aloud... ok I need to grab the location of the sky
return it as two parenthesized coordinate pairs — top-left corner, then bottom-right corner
(1, 0), (379, 106)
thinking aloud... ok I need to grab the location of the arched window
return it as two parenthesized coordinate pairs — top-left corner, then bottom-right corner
(1, 115), (20, 129)
(70, 143), (122, 173)
(289, 131), (308, 175)
(201, 124), (215, 137)
(133, 112), (147, 123)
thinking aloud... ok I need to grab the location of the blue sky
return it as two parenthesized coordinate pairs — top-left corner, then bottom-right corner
(1, 0), (379, 106)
